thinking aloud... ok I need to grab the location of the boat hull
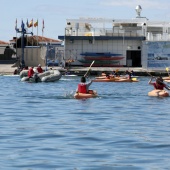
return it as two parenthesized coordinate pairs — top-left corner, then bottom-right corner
(79, 52), (124, 67)
(84, 56), (124, 61)
(78, 60), (122, 67)
(20, 70), (61, 82)
(164, 80), (170, 83)
(163, 76), (170, 80)
(148, 90), (169, 97)
(80, 52), (122, 57)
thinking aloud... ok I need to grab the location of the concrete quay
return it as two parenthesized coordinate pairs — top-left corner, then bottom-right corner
(0, 64), (169, 77)
(64, 66), (169, 77)
(0, 64), (16, 75)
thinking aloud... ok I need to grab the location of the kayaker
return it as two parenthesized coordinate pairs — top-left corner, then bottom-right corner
(101, 72), (106, 76)
(125, 70), (132, 79)
(106, 73), (111, 79)
(148, 76), (170, 90)
(76, 76), (93, 94)
(131, 70), (135, 76)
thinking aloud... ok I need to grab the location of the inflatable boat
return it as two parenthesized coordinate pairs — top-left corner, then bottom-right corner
(20, 70), (62, 83)
(74, 90), (97, 99)
(148, 90), (169, 97)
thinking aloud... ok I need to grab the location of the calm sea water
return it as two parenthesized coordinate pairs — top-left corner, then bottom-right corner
(0, 75), (170, 170)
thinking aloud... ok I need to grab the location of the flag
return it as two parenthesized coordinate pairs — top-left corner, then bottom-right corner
(15, 18), (17, 30)
(26, 19), (29, 28)
(34, 20), (38, 27)
(29, 19), (33, 27)
(21, 20), (25, 31)
(42, 19), (45, 32)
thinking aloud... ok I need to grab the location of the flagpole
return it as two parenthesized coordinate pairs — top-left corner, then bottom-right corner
(37, 19), (38, 46)
(35, 19), (38, 64)
(31, 19), (33, 64)
(15, 19), (18, 66)
(26, 19), (29, 46)
(42, 19), (44, 41)
(32, 18), (34, 46)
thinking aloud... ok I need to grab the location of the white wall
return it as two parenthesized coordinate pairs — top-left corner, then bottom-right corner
(65, 38), (142, 66)
(17, 47), (45, 67)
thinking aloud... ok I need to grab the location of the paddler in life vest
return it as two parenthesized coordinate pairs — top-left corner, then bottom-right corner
(76, 76), (93, 94)
(148, 76), (170, 90)
(106, 73), (111, 79)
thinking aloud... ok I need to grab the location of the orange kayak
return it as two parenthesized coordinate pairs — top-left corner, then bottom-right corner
(74, 90), (97, 99)
(163, 76), (170, 80)
(148, 90), (169, 97)
(93, 78), (139, 82)
(164, 80), (170, 83)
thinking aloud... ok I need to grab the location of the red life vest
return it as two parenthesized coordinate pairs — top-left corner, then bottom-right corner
(28, 68), (34, 78)
(37, 67), (43, 73)
(153, 83), (165, 90)
(78, 83), (87, 93)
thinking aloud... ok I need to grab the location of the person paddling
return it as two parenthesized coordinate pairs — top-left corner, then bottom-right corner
(76, 76), (94, 94)
(148, 76), (170, 90)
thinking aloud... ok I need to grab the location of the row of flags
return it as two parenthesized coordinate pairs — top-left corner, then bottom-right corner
(15, 19), (45, 32)
(26, 19), (38, 28)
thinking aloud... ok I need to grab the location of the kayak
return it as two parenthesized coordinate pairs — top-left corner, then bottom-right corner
(95, 76), (119, 79)
(148, 90), (169, 97)
(163, 76), (170, 80)
(63, 74), (77, 77)
(93, 78), (139, 82)
(74, 90), (97, 99)
(164, 79), (170, 83)
(120, 75), (139, 78)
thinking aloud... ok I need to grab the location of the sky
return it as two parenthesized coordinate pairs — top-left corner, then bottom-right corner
(1, 0), (170, 42)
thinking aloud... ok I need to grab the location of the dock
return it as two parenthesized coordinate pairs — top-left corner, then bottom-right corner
(0, 64), (169, 77)
(59, 66), (169, 77)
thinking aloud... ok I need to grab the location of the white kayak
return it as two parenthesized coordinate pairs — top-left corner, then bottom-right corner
(148, 90), (169, 97)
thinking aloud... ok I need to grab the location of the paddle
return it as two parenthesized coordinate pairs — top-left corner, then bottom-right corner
(84, 60), (95, 77)
(132, 77), (137, 81)
(144, 70), (153, 77)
